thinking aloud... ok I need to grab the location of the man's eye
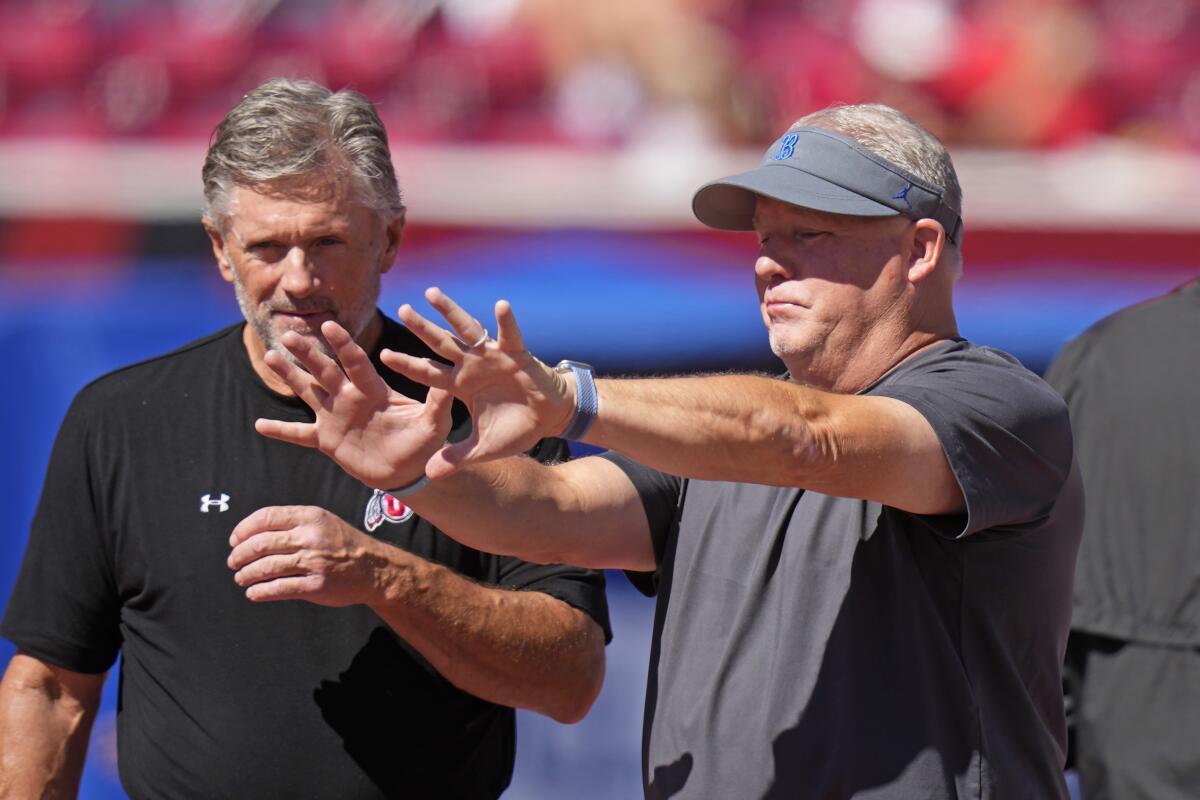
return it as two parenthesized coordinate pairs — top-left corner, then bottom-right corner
(316, 237), (343, 247)
(793, 231), (826, 241)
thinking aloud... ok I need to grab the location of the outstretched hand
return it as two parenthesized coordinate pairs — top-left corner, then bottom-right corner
(254, 321), (454, 490)
(383, 287), (574, 478)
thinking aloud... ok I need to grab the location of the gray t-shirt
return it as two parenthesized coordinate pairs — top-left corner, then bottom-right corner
(1045, 279), (1200, 646)
(605, 340), (1083, 800)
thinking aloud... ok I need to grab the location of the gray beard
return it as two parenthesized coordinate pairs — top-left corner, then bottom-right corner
(229, 267), (381, 367)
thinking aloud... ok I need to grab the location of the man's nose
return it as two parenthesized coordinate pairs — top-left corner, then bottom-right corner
(279, 246), (319, 296)
(754, 252), (793, 282)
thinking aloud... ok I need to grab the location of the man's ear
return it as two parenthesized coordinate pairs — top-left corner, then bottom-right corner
(203, 217), (236, 284)
(906, 218), (945, 284)
(379, 207), (406, 275)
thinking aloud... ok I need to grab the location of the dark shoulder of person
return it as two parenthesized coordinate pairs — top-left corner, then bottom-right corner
(1047, 279), (1200, 390)
(71, 324), (242, 407)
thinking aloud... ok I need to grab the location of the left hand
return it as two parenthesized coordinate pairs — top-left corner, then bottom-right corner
(227, 506), (388, 605)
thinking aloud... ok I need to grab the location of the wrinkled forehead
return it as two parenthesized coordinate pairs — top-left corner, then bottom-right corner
(221, 180), (374, 242)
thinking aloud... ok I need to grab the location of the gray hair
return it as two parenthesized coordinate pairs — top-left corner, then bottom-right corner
(202, 78), (403, 223)
(791, 103), (963, 223)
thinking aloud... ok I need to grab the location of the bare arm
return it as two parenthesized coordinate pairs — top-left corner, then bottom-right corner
(0, 654), (104, 799)
(410, 455), (656, 571)
(252, 319), (659, 569)
(385, 290), (962, 516)
(585, 373), (963, 515)
(227, 506), (609, 723)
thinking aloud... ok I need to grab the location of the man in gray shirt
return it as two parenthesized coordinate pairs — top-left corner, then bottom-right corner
(247, 103), (1083, 799)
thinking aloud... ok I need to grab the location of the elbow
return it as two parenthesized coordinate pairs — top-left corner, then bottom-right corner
(545, 628), (606, 724)
(780, 426), (837, 489)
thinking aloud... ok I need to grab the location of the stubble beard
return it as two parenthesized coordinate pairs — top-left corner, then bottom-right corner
(230, 267), (381, 367)
(767, 325), (812, 364)
(767, 323), (824, 382)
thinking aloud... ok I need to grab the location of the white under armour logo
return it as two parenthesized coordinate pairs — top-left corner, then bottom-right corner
(200, 493), (230, 513)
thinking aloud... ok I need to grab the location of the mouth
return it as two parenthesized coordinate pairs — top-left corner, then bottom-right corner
(763, 298), (808, 314)
(271, 309), (335, 326)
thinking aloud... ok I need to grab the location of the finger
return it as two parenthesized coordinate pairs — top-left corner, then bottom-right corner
(227, 529), (300, 571)
(262, 349), (328, 411)
(422, 386), (455, 426)
(234, 552), (306, 587)
(380, 350), (454, 388)
(322, 321), (388, 394)
(397, 303), (464, 362)
(494, 299), (526, 352)
(425, 287), (488, 346)
(229, 505), (311, 547)
(254, 418), (319, 449)
(279, 331), (349, 396)
(245, 574), (326, 603)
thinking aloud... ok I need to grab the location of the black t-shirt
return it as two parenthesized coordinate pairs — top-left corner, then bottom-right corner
(1045, 279), (1200, 646)
(605, 340), (1082, 799)
(2, 316), (611, 800)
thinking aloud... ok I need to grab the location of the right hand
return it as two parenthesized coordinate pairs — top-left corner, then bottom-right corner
(253, 321), (454, 490)
(382, 287), (576, 478)
(228, 505), (391, 606)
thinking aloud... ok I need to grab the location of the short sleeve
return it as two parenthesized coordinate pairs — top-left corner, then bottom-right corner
(1, 394), (122, 673)
(873, 346), (1075, 538)
(598, 451), (683, 596)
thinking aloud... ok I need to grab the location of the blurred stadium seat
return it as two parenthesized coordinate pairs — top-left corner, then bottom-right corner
(1, 1), (1197, 798)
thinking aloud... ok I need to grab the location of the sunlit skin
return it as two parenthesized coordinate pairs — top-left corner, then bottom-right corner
(752, 196), (956, 394)
(202, 176), (404, 396)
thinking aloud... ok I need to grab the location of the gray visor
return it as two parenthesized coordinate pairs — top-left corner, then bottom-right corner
(693, 127), (962, 244)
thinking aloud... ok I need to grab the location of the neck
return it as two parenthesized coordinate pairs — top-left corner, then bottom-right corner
(788, 328), (955, 394)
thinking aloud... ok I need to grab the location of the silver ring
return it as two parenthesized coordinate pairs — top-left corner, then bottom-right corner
(465, 328), (490, 349)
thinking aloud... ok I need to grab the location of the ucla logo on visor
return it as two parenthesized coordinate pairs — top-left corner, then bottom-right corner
(773, 133), (799, 161)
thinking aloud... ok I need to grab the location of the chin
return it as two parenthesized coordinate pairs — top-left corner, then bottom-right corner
(769, 331), (826, 370)
(252, 319), (333, 363)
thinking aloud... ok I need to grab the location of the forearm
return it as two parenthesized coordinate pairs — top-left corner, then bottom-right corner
(409, 456), (655, 571)
(0, 655), (102, 799)
(363, 540), (605, 723)
(585, 374), (830, 486)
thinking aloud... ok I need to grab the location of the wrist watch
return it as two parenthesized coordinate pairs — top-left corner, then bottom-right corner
(554, 360), (598, 441)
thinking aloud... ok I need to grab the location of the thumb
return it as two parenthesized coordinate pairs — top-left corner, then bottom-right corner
(425, 436), (479, 480)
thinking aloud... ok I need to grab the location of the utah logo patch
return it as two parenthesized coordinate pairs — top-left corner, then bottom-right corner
(364, 488), (415, 531)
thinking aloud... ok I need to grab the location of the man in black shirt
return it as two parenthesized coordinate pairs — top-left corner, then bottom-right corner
(0, 79), (610, 799)
(1046, 280), (1200, 800)
(249, 104), (1083, 798)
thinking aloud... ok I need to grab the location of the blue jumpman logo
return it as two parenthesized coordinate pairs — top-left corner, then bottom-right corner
(891, 182), (913, 209)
